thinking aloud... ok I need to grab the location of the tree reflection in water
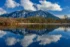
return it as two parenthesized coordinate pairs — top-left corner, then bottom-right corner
(0, 25), (59, 35)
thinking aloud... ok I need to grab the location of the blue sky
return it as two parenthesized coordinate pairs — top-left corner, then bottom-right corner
(0, 0), (70, 17)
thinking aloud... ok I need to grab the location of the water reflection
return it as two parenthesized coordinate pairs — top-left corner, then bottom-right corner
(0, 25), (70, 47)
(0, 30), (6, 38)
(6, 37), (20, 46)
(2, 25), (59, 35)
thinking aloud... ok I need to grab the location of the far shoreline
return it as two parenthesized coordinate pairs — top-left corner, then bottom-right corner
(17, 23), (70, 25)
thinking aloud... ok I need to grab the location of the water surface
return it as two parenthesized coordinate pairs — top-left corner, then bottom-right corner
(0, 25), (70, 47)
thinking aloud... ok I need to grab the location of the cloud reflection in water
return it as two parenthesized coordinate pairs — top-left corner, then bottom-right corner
(0, 30), (7, 38)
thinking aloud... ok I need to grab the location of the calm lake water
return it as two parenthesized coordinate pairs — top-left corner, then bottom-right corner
(0, 25), (70, 47)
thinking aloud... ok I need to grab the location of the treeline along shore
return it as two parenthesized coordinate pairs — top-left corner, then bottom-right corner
(0, 17), (70, 26)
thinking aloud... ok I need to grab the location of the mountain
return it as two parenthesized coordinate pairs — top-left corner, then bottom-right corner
(0, 10), (30, 18)
(0, 10), (60, 19)
(25, 10), (60, 19)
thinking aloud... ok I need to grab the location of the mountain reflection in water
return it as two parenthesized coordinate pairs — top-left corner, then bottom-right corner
(0, 25), (70, 47)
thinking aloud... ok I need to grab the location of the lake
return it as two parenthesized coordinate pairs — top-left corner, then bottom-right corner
(0, 25), (70, 47)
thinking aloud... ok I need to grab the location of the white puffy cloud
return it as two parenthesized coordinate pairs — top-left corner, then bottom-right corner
(5, 0), (20, 8)
(20, 0), (62, 11)
(37, 35), (62, 45)
(0, 8), (6, 15)
(20, 0), (36, 11)
(21, 34), (36, 47)
(6, 37), (19, 46)
(37, 0), (62, 11)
